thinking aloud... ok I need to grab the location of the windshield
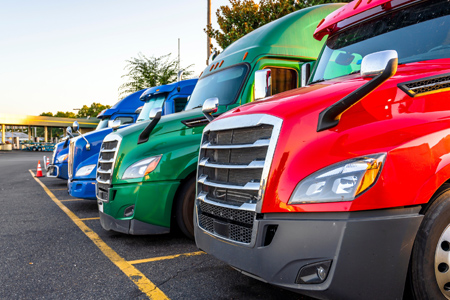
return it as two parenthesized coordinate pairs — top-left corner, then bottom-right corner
(185, 64), (249, 110)
(96, 118), (110, 130)
(137, 94), (167, 121)
(311, 0), (450, 83)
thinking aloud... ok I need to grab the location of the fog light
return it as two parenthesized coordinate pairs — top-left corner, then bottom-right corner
(296, 260), (332, 284)
(124, 205), (135, 217)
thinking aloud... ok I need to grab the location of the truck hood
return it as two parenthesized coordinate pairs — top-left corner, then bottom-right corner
(215, 59), (450, 213)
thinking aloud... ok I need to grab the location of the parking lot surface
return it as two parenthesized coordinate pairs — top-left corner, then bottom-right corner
(0, 151), (313, 299)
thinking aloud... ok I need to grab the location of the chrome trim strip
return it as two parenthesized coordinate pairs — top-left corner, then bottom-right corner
(98, 158), (114, 163)
(199, 158), (264, 169)
(198, 175), (260, 191)
(97, 169), (111, 174)
(201, 139), (269, 149)
(197, 192), (256, 212)
(99, 148), (117, 153)
(96, 178), (111, 185)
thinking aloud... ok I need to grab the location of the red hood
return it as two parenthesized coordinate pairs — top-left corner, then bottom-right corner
(215, 59), (450, 213)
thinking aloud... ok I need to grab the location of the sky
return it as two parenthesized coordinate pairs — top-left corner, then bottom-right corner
(0, 0), (229, 116)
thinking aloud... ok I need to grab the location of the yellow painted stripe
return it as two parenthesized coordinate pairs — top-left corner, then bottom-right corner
(128, 251), (205, 265)
(60, 198), (85, 202)
(80, 217), (100, 221)
(29, 170), (169, 300)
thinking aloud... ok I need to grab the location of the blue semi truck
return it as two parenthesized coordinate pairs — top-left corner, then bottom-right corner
(47, 88), (147, 180)
(67, 78), (198, 199)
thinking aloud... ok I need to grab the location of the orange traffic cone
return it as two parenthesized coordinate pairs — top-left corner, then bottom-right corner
(36, 160), (43, 177)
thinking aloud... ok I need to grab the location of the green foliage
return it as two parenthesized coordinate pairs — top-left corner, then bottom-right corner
(76, 103), (111, 118)
(118, 53), (194, 99)
(40, 112), (53, 117)
(205, 0), (350, 50)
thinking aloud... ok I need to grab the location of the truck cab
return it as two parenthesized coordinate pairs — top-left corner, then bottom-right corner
(96, 4), (344, 238)
(194, 0), (450, 299)
(47, 89), (146, 180)
(69, 79), (197, 200)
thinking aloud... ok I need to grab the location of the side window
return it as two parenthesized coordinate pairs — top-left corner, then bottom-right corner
(173, 97), (188, 113)
(114, 116), (134, 125)
(264, 67), (298, 95)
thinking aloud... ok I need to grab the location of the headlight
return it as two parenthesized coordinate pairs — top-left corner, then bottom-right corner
(289, 153), (386, 204)
(75, 164), (96, 177)
(56, 154), (69, 163)
(122, 155), (162, 179)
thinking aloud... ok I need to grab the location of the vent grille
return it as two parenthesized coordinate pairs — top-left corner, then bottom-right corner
(196, 115), (282, 246)
(198, 201), (254, 244)
(399, 73), (450, 97)
(96, 139), (120, 202)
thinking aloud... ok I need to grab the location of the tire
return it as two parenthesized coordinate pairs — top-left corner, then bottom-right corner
(32, 146), (37, 151)
(174, 176), (196, 240)
(410, 187), (450, 300)
(37, 147), (42, 152)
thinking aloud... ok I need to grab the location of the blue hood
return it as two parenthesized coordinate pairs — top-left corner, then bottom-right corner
(97, 89), (147, 119)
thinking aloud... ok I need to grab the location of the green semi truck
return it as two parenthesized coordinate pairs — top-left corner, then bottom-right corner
(96, 4), (344, 238)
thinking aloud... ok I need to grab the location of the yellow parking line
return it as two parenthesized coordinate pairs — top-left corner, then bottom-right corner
(29, 170), (169, 300)
(128, 251), (205, 265)
(80, 217), (100, 221)
(60, 199), (85, 202)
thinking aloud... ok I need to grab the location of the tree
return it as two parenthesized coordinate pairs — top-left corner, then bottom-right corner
(118, 53), (194, 99)
(205, 0), (350, 50)
(76, 102), (111, 118)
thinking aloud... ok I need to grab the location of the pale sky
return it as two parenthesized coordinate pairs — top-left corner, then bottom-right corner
(0, 0), (229, 116)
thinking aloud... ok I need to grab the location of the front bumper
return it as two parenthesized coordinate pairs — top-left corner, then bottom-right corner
(68, 179), (96, 200)
(98, 180), (180, 234)
(195, 206), (423, 300)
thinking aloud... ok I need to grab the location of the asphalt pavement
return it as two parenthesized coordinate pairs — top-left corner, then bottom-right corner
(0, 151), (313, 299)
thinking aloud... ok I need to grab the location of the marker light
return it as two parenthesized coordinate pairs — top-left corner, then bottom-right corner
(75, 164), (96, 177)
(289, 153), (386, 204)
(122, 155), (162, 179)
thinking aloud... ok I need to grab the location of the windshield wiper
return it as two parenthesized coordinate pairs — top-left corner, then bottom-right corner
(310, 78), (326, 84)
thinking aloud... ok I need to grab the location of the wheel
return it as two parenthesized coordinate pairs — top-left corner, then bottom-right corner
(174, 176), (196, 239)
(32, 146), (37, 151)
(37, 147), (42, 152)
(410, 186), (450, 299)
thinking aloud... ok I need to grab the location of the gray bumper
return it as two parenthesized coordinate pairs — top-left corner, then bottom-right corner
(99, 209), (169, 235)
(195, 206), (423, 300)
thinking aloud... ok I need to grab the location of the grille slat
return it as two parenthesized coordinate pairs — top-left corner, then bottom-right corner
(96, 139), (120, 201)
(399, 73), (450, 97)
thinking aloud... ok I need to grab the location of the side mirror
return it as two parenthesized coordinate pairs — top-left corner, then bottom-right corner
(208, 51), (218, 65)
(112, 120), (122, 130)
(202, 98), (219, 122)
(301, 62), (313, 87)
(66, 126), (73, 137)
(135, 106), (143, 114)
(361, 50), (398, 78)
(254, 69), (272, 101)
(177, 70), (184, 82)
(149, 107), (163, 120)
(72, 121), (79, 132)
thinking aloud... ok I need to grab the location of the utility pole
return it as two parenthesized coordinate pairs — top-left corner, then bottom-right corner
(207, 0), (211, 65)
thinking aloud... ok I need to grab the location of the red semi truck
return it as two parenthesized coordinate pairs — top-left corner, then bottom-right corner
(194, 0), (450, 299)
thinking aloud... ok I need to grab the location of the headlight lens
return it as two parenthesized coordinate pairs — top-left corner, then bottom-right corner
(56, 154), (69, 163)
(75, 164), (96, 177)
(122, 155), (162, 179)
(288, 153), (386, 204)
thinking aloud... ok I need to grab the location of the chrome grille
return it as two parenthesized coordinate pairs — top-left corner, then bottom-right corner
(68, 140), (75, 179)
(196, 114), (282, 245)
(399, 73), (450, 97)
(96, 136), (121, 202)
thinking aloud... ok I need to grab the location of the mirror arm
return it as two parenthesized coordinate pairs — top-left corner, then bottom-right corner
(138, 115), (161, 144)
(203, 112), (214, 122)
(316, 58), (397, 132)
(76, 130), (91, 151)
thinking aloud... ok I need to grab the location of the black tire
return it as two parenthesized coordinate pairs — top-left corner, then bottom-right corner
(37, 147), (42, 152)
(410, 187), (450, 300)
(174, 176), (196, 240)
(32, 146), (37, 151)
